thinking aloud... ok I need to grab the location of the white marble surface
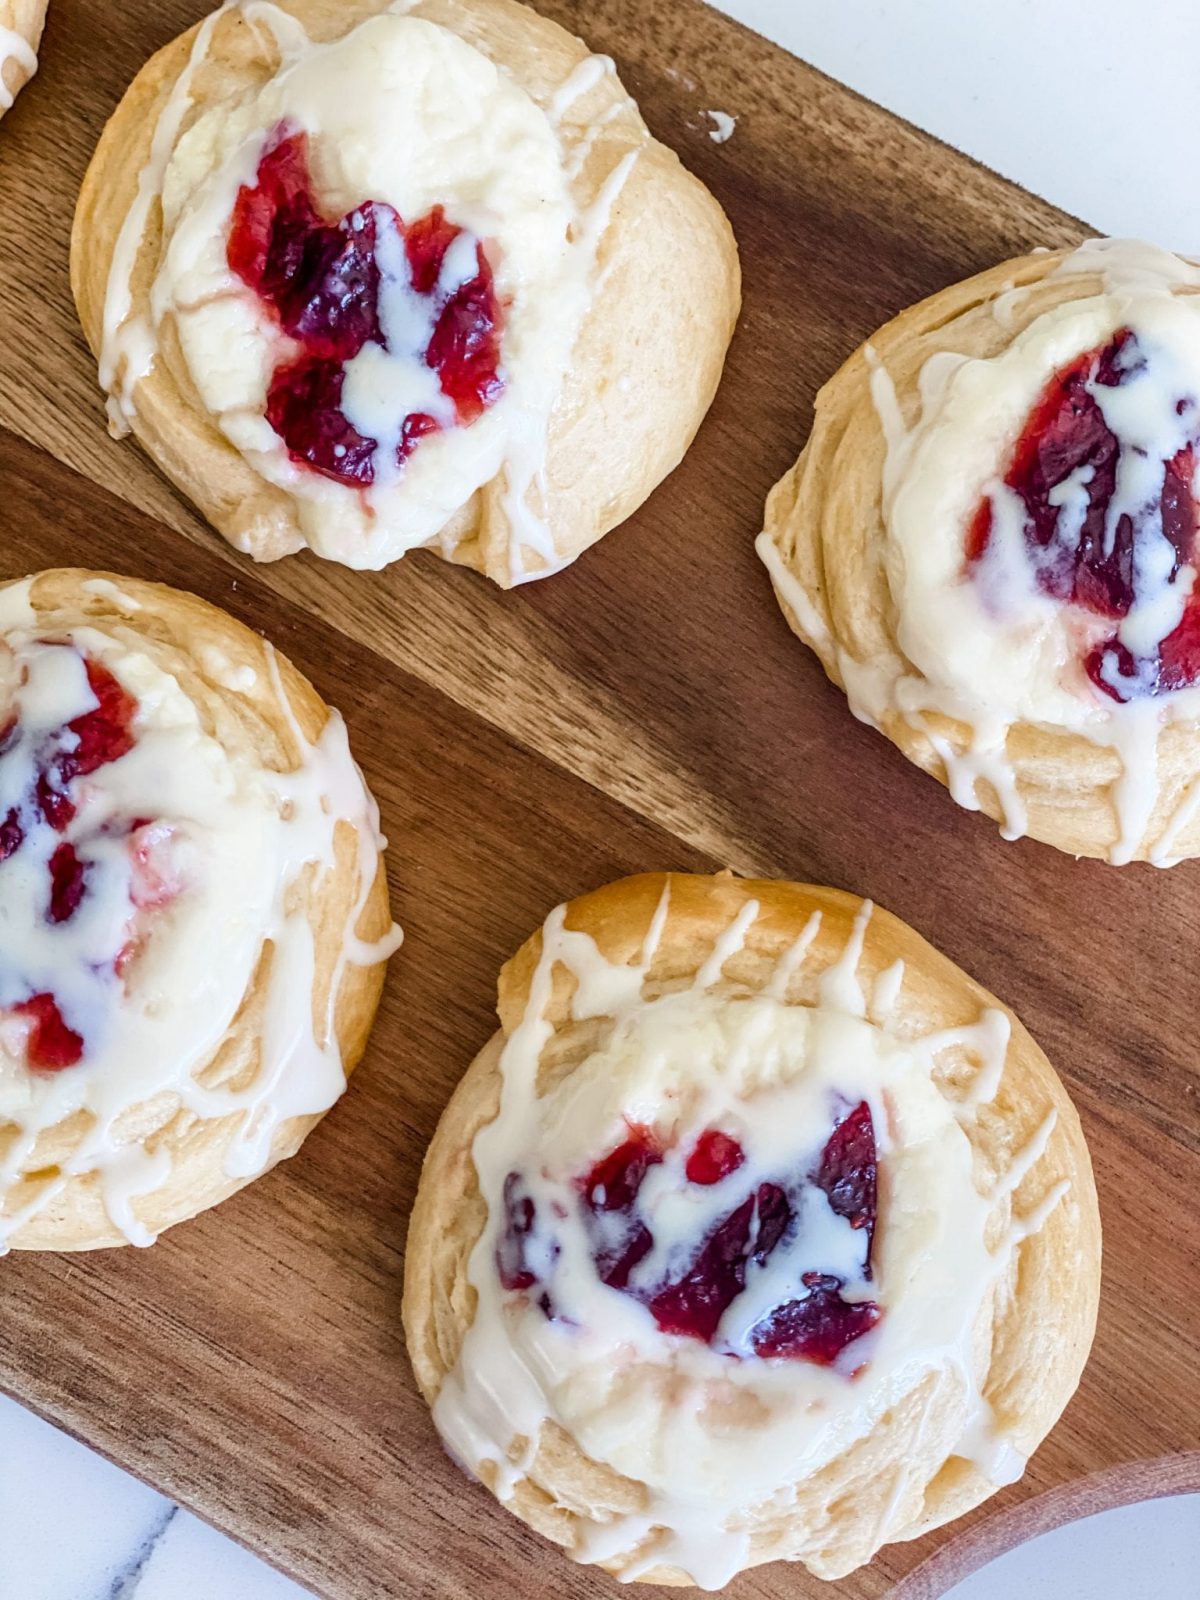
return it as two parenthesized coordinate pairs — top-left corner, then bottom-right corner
(712, 0), (1191, 249)
(1, 3), (1192, 1598)
(941, 1493), (1200, 1599)
(0, 1394), (313, 1599)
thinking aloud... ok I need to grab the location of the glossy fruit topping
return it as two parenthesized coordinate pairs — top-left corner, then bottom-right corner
(749, 1274), (882, 1363)
(815, 1098), (878, 1264)
(498, 1102), (881, 1367)
(13, 993), (85, 1073)
(967, 329), (1200, 701)
(228, 127), (504, 487)
(37, 658), (137, 830)
(496, 1171), (541, 1293)
(684, 1128), (746, 1185)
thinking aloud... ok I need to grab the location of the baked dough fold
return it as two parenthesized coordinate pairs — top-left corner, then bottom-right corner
(404, 871), (1099, 1586)
(0, 568), (395, 1250)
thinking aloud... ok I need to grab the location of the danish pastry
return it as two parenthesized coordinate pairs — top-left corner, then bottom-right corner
(0, 569), (398, 1251)
(759, 238), (1200, 863)
(0, 0), (45, 118)
(403, 872), (1099, 1587)
(72, 0), (740, 585)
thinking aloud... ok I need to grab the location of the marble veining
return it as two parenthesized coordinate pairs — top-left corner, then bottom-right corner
(109, 1507), (178, 1599)
(0, 1395), (313, 1599)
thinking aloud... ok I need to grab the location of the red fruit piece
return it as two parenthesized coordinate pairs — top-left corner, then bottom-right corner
(228, 130), (318, 295)
(405, 205), (463, 293)
(0, 807), (23, 861)
(969, 332), (1137, 615)
(426, 262), (504, 425)
(649, 1192), (754, 1342)
(750, 1274), (882, 1365)
(48, 842), (88, 924)
(581, 1125), (663, 1291)
(405, 205), (502, 422)
(685, 1128), (745, 1186)
(226, 128), (504, 488)
(582, 1125), (663, 1212)
(815, 1101), (877, 1244)
(398, 412), (441, 465)
(15, 993), (84, 1072)
(266, 358), (377, 486)
(229, 130), (384, 361)
(496, 1171), (541, 1293)
(967, 330), (1200, 701)
(39, 659), (137, 828)
(648, 1182), (791, 1343)
(71, 660), (138, 777)
(1086, 441), (1200, 699)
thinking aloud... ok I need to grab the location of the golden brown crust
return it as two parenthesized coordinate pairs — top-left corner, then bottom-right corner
(0, 0), (46, 117)
(71, 0), (740, 583)
(403, 871), (1100, 1584)
(0, 568), (393, 1250)
(761, 247), (1200, 861)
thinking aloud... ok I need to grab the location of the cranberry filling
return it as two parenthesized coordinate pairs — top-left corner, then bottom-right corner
(751, 1275), (882, 1364)
(227, 128), (504, 487)
(581, 1124), (663, 1291)
(48, 842), (88, 925)
(816, 1098), (877, 1268)
(0, 651), (148, 1072)
(496, 1172), (540, 1293)
(498, 1102), (881, 1368)
(967, 329), (1200, 701)
(685, 1127), (746, 1185)
(13, 994), (85, 1073)
(37, 659), (137, 831)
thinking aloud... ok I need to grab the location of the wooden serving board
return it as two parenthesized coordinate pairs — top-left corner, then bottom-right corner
(0, 1), (1196, 1596)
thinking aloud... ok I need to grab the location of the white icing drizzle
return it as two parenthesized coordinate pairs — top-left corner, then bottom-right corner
(705, 110), (736, 145)
(99, 3), (234, 435)
(81, 577), (143, 610)
(98, 1), (643, 581)
(198, 642), (257, 692)
(869, 957), (905, 1023)
(761, 240), (1200, 862)
(762, 910), (821, 999)
(0, 23), (36, 111)
(431, 889), (1065, 1587)
(549, 53), (615, 124)
(502, 143), (639, 585)
(0, 590), (399, 1249)
(239, 0), (310, 57)
(693, 896), (758, 988)
(1150, 769), (1200, 866)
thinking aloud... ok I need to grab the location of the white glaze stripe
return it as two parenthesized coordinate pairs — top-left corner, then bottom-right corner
(99, 3), (237, 434)
(0, 24), (37, 111)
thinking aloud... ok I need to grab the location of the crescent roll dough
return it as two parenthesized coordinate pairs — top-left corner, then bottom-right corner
(72, 0), (740, 585)
(403, 871), (1099, 1587)
(0, 568), (396, 1251)
(760, 239), (1200, 864)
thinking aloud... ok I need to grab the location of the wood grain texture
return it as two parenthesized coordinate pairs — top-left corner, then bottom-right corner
(0, 2), (1195, 1597)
